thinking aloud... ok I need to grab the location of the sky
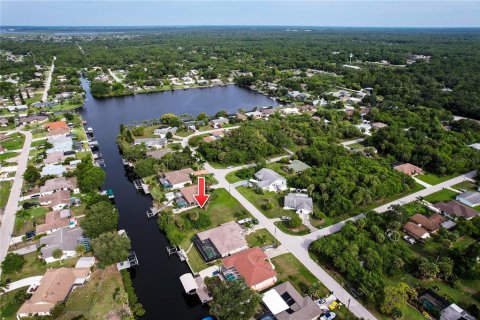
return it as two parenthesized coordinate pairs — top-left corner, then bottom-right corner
(1, 1), (479, 28)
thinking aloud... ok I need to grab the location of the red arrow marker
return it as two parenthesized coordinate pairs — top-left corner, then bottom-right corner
(194, 177), (210, 208)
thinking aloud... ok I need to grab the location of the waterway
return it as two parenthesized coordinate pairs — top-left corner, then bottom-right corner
(78, 79), (277, 320)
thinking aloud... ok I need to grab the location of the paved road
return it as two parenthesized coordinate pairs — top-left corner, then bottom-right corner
(42, 57), (55, 102)
(374, 170), (476, 213)
(205, 162), (378, 320)
(108, 68), (122, 83)
(1, 276), (42, 293)
(341, 138), (365, 147)
(0, 129), (33, 276)
(413, 177), (432, 188)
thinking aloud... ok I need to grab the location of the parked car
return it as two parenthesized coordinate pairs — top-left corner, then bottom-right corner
(321, 312), (336, 320)
(402, 235), (416, 245)
(328, 301), (339, 310)
(281, 216), (292, 221)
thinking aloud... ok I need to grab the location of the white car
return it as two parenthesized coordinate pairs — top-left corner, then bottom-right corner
(320, 312), (336, 320)
(403, 235), (416, 245)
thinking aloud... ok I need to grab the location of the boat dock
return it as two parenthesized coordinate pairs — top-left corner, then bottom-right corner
(133, 179), (150, 194)
(116, 251), (139, 271)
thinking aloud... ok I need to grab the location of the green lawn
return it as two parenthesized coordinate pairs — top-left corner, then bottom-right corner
(417, 172), (460, 185)
(61, 266), (128, 320)
(424, 189), (458, 203)
(0, 180), (12, 207)
(1, 252), (78, 282)
(237, 186), (295, 219)
(0, 152), (18, 160)
(0, 288), (25, 320)
(451, 180), (478, 192)
(30, 139), (47, 148)
(14, 207), (49, 236)
(178, 188), (252, 272)
(347, 142), (365, 150)
(72, 126), (87, 142)
(274, 221), (310, 236)
(225, 170), (245, 183)
(246, 228), (279, 247)
(0, 133), (25, 150)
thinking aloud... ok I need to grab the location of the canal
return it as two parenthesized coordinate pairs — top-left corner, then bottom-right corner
(78, 79), (277, 320)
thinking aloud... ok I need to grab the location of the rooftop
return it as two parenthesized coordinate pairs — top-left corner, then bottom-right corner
(434, 200), (478, 219)
(196, 221), (248, 257)
(164, 168), (194, 186)
(40, 227), (83, 259)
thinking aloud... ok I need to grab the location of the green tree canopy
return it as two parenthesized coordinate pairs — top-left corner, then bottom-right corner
(92, 232), (131, 268)
(82, 201), (119, 238)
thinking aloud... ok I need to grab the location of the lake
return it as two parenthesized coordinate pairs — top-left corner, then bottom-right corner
(78, 79), (277, 320)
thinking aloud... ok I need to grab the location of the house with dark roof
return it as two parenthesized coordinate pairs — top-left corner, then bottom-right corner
(262, 281), (322, 320)
(179, 184), (198, 207)
(409, 213), (446, 233)
(434, 200), (478, 220)
(403, 222), (430, 240)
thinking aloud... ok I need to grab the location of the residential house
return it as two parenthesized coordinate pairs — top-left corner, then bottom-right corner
(245, 111), (263, 119)
(44, 151), (67, 165)
(284, 160), (310, 174)
(222, 247), (277, 291)
(40, 227), (83, 263)
(47, 135), (73, 154)
(202, 136), (216, 143)
(146, 148), (172, 160)
(0, 117), (8, 126)
(210, 117), (229, 128)
(16, 267), (91, 318)
(409, 213), (446, 233)
(434, 200), (478, 220)
(297, 105), (317, 113)
(194, 221), (248, 261)
(236, 112), (248, 121)
(262, 281), (322, 320)
(287, 91), (301, 99)
(440, 303), (476, 320)
(41, 164), (66, 177)
(40, 177), (78, 196)
(7, 105), (27, 112)
(403, 222), (430, 240)
(47, 127), (70, 137)
(455, 191), (480, 207)
(371, 122), (388, 129)
(39, 190), (71, 211)
(44, 121), (69, 131)
(17, 115), (48, 125)
(280, 107), (299, 115)
(393, 163), (423, 176)
(153, 126), (177, 138)
(183, 121), (197, 131)
(211, 130), (224, 138)
(35, 209), (72, 234)
(261, 107), (276, 117)
(32, 101), (57, 108)
(283, 193), (313, 215)
(254, 168), (287, 192)
(162, 168), (194, 189)
(134, 138), (167, 149)
(179, 184), (198, 207)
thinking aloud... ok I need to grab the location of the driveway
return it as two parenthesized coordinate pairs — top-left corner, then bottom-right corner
(0, 129), (33, 276)
(2, 276), (42, 293)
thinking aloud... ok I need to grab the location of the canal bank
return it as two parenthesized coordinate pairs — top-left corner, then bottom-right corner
(78, 77), (277, 319)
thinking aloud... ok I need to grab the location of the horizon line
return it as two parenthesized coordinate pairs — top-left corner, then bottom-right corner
(2, 25), (480, 29)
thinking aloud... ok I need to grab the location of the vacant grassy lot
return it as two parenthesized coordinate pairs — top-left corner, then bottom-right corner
(0, 152), (18, 161)
(0, 288), (25, 320)
(0, 180), (12, 207)
(61, 266), (128, 320)
(451, 180), (478, 192)
(237, 186), (295, 219)
(1, 252), (78, 282)
(14, 207), (49, 236)
(417, 172), (460, 185)
(274, 220), (310, 236)
(0, 133), (25, 150)
(246, 228), (279, 247)
(424, 188), (458, 203)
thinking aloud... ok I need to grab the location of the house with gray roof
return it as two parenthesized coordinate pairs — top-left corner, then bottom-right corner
(153, 126), (177, 138)
(262, 281), (321, 320)
(434, 200), (478, 220)
(284, 160), (311, 174)
(455, 191), (480, 207)
(283, 193), (313, 215)
(254, 168), (287, 192)
(40, 227), (83, 263)
(134, 137), (167, 149)
(210, 117), (229, 128)
(41, 164), (66, 177)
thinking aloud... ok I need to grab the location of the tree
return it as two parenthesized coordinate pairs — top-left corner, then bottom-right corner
(166, 131), (173, 139)
(418, 258), (439, 279)
(438, 257), (454, 280)
(75, 162), (106, 193)
(289, 215), (302, 229)
(52, 248), (63, 260)
(76, 244), (86, 256)
(82, 201), (119, 238)
(206, 278), (260, 320)
(1, 253), (25, 274)
(23, 165), (40, 184)
(380, 282), (416, 315)
(189, 211), (199, 221)
(92, 232), (131, 268)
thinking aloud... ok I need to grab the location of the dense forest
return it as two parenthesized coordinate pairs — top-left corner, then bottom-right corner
(1, 28), (480, 118)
